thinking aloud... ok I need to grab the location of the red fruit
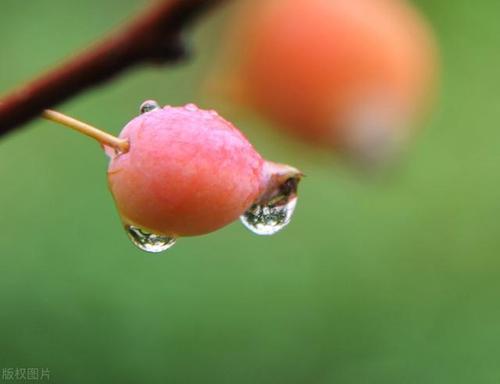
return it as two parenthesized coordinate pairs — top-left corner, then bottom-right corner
(212, 0), (438, 163)
(107, 102), (301, 251)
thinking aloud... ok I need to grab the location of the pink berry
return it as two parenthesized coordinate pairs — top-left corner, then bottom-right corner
(107, 102), (302, 252)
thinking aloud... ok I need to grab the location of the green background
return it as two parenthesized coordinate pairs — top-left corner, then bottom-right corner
(1, 0), (500, 382)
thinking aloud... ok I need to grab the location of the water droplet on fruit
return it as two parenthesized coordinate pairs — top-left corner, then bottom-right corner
(209, 109), (218, 116)
(184, 103), (198, 112)
(125, 225), (176, 253)
(140, 100), (160, 114)
(240, 177), (299, 235)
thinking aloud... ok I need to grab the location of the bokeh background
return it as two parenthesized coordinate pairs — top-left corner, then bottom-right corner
(1, 0), (500, 383)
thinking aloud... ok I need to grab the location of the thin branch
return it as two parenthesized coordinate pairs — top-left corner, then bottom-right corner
(0, 0), (225, 138)
(41, 110), (129, 153)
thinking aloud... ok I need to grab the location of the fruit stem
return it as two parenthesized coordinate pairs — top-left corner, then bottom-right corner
(42, 109), (129, 153)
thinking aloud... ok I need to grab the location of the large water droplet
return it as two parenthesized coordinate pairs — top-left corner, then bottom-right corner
(125, 225), (176, 253)
(240, 197), (297, 235)
(140, 100), (160, 114)
(241, 177), (299, 235)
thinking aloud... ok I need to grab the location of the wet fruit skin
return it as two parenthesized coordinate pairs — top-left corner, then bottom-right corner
(108, 105), (266, 237)
(216, 0), (438, 152)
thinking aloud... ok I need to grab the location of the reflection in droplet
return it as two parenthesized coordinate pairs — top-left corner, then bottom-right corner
(140, 100), (160, 114)
(241, 177), (299, 235)
(241, 197), (297, 235)
(125, 225), (176, 253)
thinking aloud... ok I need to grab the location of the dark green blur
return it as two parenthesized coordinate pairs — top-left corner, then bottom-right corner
(1, 0), (500, 382)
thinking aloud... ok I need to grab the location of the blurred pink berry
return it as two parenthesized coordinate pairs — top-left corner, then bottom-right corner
(209, 0), (439, 166)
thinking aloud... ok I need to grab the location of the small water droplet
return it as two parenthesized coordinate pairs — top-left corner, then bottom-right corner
(241, 176), (299, 235)
(125, 225), (176, 253)
(184, 103), (198, 112)
(209, 109), (218, 117)
(140, 100), (160, 114)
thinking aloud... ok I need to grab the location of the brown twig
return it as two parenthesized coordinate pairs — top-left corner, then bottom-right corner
(0, 0), (225, 138)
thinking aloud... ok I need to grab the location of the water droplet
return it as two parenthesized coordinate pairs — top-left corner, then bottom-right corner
(240, 197), (297, 235)
(125, 225), (176, 253)
(209, 109), (218, 117)
(140, 100), (160, 114)
(241, 177), (299, 235)
(184, 103), (198, 112)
